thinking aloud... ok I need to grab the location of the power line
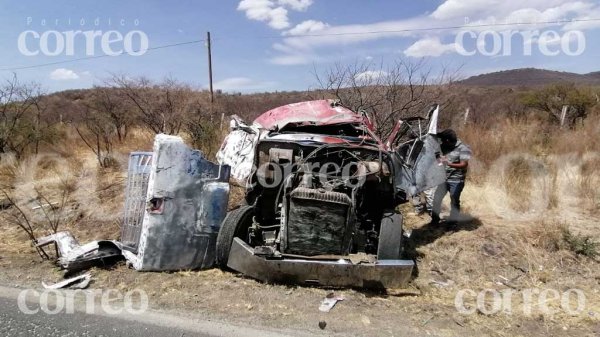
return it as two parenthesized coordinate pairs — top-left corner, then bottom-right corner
(212, 17), (600, 40)
(2, 17), (599, 71)
(0, 39), (205, 71)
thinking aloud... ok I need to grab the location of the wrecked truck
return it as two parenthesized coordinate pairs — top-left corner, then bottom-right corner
(215, 100), (445, 288)
(30, 106), (442, 288)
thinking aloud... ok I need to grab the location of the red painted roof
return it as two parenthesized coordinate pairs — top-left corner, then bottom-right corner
(253, 100), (365, 130)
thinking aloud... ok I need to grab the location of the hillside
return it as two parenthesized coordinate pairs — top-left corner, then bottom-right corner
(460, 68), (600, 86)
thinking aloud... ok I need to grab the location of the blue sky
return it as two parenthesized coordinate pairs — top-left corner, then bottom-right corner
(1, 0), (599, 93)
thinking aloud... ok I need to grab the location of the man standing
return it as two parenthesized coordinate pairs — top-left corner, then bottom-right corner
(431, 129), (471, 224)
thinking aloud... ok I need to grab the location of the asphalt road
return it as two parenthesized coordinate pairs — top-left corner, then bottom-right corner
(0, 296), (212, 337)
(0, 286), (302, 337)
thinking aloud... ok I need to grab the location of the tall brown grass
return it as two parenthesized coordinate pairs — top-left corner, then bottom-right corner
(459, 112), (600, 212)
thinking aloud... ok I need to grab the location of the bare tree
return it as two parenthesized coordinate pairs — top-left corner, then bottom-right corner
(315, 61), (388, 118)
(0, 189), (49, 259)
(75, 105), (116, 168)
(0, 74), (48, 158)
(315, 58), (460, 139)
(110, 74), (193, 134)
(34, 185), (76, 235)
(184, 96), (225, 158)
(87, 86), (132, 142)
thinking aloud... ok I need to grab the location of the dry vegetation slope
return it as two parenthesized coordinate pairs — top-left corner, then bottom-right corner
(0, 88), (599, 336)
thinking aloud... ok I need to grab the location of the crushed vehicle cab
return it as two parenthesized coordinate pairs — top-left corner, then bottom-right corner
(216, 100), (445, 288)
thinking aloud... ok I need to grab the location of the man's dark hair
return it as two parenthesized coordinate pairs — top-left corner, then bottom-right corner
(438, 129), (457, 143)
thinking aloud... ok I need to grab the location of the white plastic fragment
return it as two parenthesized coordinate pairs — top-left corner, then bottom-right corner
(42, 273), (92, 289)
(319, 292), (345, 312)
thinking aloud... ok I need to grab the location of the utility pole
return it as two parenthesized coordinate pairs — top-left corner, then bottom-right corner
(207, 31), (214, 103)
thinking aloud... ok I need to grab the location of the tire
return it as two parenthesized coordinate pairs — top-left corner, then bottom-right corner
(377, 212), (404, 260)
(215, 205), (254, 269)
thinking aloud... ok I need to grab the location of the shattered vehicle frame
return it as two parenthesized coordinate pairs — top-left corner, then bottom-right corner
(216, 100), (445, 288)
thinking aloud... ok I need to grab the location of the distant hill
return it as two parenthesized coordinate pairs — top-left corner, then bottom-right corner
(459, 68), (600, 86)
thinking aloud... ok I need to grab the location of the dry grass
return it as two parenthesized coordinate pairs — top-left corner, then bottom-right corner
(460, 118), (551, 167)
(577, 155), (600, 211)
(503, 157), (534, 212)
(112, 128), (156, 154)
(549, 111), (600, 155)
(0, 153), (18, 189)
(412, 217), (598, 323)
(458, 112), (600, 220)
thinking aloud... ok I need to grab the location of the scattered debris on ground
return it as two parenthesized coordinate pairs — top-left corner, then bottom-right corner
(318, 292), (345, 312)
(42, 273), (92, 289)
(36, 231), (123, 273)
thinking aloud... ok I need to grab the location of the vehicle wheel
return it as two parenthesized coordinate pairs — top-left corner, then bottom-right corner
(377, 212), (403, 260)
(215, 205), (254, 269)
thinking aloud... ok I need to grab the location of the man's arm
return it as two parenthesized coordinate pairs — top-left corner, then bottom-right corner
(445, 160), (468, 169)
(442, 143), (471, 169)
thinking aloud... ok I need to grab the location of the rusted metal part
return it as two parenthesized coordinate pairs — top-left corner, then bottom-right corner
(227, 238), (414, 289)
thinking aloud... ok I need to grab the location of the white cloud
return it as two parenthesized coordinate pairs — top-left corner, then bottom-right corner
(277, 0), (312, 11)
(270, 41), (318, 64)
(237, 0), (289, 29)
(279, 17), (427, 50)
(496, 2), (593, 29)
(354, 70), (388, 83)
(431, 0), (504, 20)
(213, 77), (275, 91)
(431, 0), (577, 21)
(270, 17), (427, 64)
(237, 0), (315, 30)
(49, 68), (80, 81)
(562, 7), (600, 30)
(268, 0), (600, 64)
(266, 7), (289, 29)
(285, 20), (329, 35)
(404, 37), (457, 57)
(270, 54), (313, 65)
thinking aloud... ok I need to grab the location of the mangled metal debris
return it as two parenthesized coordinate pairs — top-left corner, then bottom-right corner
(213, 100), (445, 288)
(36, 231), (79, 257)
(36, 231), (123, 272)
(111, 101), (443, 288)
(35, 134), (231, 275)
(121, 134), (230, 271)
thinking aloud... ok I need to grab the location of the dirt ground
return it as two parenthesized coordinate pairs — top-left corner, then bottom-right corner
(1, 182), (599, 337)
